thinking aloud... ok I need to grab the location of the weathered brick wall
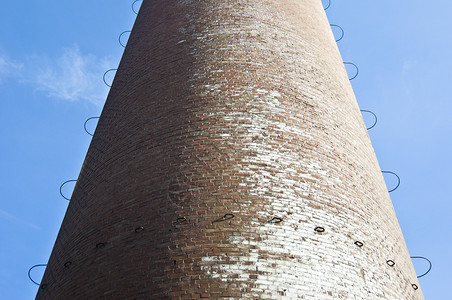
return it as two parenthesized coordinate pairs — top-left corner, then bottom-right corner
(37, 0), (423, 299)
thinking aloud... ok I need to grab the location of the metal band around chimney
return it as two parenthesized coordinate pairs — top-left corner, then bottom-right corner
(59, 180), (77, 201)
(84, 117), (99, 136)
(119, 31), (131, 48)
(343, 62), (359, 80)
(132, 0), (142, 15)
(382, 171), (401, 193)
(330, 24), (344, 42)
(360, 110), (378, 130)
(103, 69), (117, 87)
(28, 264), (47, 286)
(411, 256), (432, 278)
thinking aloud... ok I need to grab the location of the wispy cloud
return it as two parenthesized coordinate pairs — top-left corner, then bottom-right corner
(0, 208), (41, 231)
(0, 53), (23, 82)
(30, 45), (115, 106)
(401, 58), (419, 96)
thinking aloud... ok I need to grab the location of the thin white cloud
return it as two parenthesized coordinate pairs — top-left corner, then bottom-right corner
(31, 45), (115, 106)
(0, 53), (23, 82)
(0, 208), (41, 230)
(401, 58), (419, 96)
(0, 208), (16, 221)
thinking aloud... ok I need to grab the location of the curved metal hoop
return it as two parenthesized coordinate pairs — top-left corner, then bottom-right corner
(176, 217), (188, 224)
(381, 171), (400, 193)
(103, 69), (117, 87)
(132, 0), (142, 15)
(28, 264), (47, 286)
(330, 24), (344, 42)
(84, 117), (100, 136)
(212, 213), (235, 224)
(344, 62), (359, 80)
(268, 217), (283, 224)
(314, 226), (325, 233)
(222, 213), (235, 221)
(411, 256), (432, 278)
(60, 180), (77, 201)
(119, 30), (131, 48)
(360, 110), (378, 130)
(354, 241), (364, 247)
(324, 0), (331, 10)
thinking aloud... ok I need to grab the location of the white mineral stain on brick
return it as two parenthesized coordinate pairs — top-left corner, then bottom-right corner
(183, 1), (420, 298)
(197, 82), (413, 298)
(40, 0), (423, 298)
(256, 88), (268, 94)
(198, 88), (325, 297)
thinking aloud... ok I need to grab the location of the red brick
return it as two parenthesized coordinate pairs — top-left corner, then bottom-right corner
(36, 0), (423, 299)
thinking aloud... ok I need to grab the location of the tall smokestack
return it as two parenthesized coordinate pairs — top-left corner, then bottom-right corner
(37, 0), (423, 298)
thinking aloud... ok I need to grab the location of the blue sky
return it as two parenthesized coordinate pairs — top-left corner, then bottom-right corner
(0, 0), (449, 298)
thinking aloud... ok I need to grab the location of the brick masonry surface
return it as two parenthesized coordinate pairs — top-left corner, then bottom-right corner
(37, 0), (423, 299)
